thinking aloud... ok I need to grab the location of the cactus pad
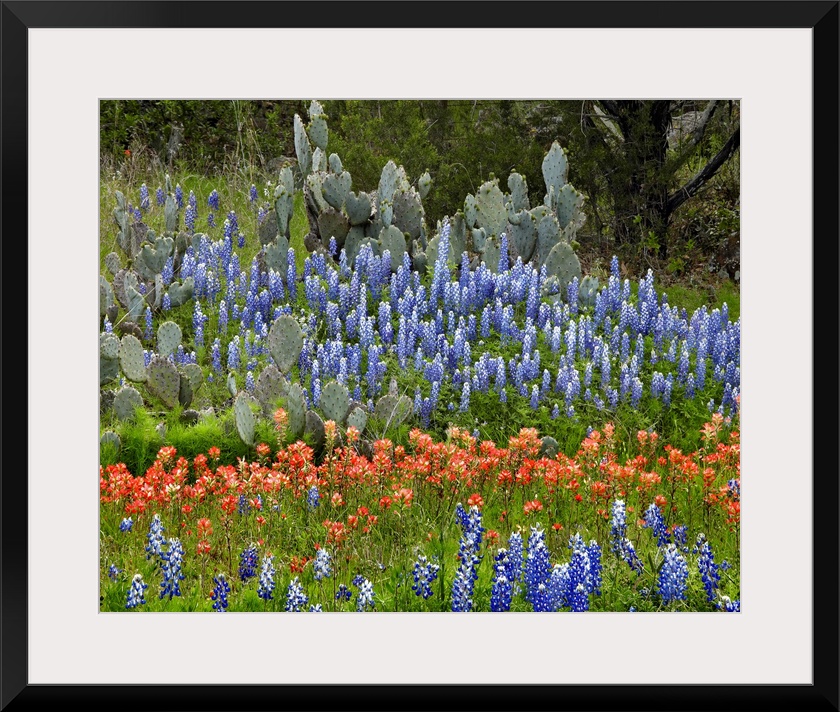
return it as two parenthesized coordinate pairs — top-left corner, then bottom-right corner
(374, 394), (413, 428)
(284, 383), (307, 440)
(268, 315), (304, 374)
(507, 212), (538, 263)
(294, 114), (312, 176)
(304, 410), (326, 453)
(307, 100), (329, 151)
(344, 191), (372, 226)
(100, 430), (121, 451)
(146, 355), (181, 408)
(157, 321), (182, 359)
(317, 207), (350, 250)
(167, 277), (194, 308)
(181, 363), (204, 393)
(418, 171), (432, 200)
(543, 241), (582, 289)
(555, 183), (585, 230)
(539, 436), (560, 459)
(254, 364), (290, 417)
(541, 141), (570, 197)
(114, 386), (144, 421)
(474, 179), (507, 238)
(321, 170), (352, 211)
(234, 392), (256, 447)
(508, 172), (530, 212)
(119, 334), (147, 382)
(379, 225), (407, 272)
(346, 406), (367, 434)
(464, 193), (478, 227)
(392, 188), (424, 242)
(320, 380), (350, 425)
(105, 252), (122, 276)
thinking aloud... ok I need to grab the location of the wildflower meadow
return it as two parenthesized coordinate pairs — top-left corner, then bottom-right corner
(100, 100), (740, 613)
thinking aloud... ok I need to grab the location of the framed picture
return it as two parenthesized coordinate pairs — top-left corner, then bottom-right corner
(6, 1), (837, 709)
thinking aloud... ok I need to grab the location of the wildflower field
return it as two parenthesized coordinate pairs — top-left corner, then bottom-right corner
(100, 102), (740, 613)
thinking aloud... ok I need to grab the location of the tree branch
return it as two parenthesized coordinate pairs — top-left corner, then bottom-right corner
(685, 100), (719, 150)
(666, 126), (740, 215)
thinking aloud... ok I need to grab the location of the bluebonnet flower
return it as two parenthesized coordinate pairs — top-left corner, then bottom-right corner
(717, 596), (740, 612)
(610, 500), (627, 554)
(460, 381), (471, 413)
(120, 517), (133, 533)
(525, 526), (552, 611)
(309, 604), (323, 612)
(657, 543), (689, 604)
(307, 485), (320, 510)
(145, 513), (166, 562)
(530, 384), (539, 410)
(697, 537), (721, 603)
(314, 547), (332, 581)
(451, 504), (484, 611)
(412, 554), (440, 599)
(208, 189), (220, 211)
(211, 573), (231, 611)
(672, 525), (688, 548)
(108, 564), (122, 581)
(257, 555), (276, 601)
(490, 549), (513, 612)
(353, 576), (375, 611)
(160, 538), (186, 599)
(285, 577), (309, 611)
(155, 186), (165, 206)
(643, 503), (670, 547)
(185, 203), (197, 233)
(239, 544), (259, 582)
(126, 573), (148, 609)
(237, 493), (251, 517)
(175, 183), (183, 209)
(162, 293), (171, 312)
(335, 584), (352, 602)
(249, 184), (258, 203)
(139, 183), (150, 211)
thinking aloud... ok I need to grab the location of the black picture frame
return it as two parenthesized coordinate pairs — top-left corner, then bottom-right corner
(3, 2), (837, 710)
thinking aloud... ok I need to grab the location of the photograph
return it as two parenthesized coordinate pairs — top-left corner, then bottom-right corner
(98, 98), (742, 614)
(7, 2), (836, 707)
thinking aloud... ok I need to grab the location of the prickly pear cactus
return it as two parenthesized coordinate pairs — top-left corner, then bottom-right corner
(317, 208), (350, 250)
(374, 394), (413, 428)
(507, 172), (530, 212)
(178, 375), (193, 408)
(506, 213), (538, 263)
(181, 363), (204, 393)
(157, 321), (182, 359)
(100, 332), (121, 385)
(321, 171), (352, 211)
(234, 392), (256, 447)
(114, 386), (144, 421)
(481, 234), (502, 273)
(294, 114), (312, 176)
(119, 334), (147, 383)
(100, 430), (121, 451)
(254, 364), (290, 417)
(555, 183), (586, 231)
(167, 277), (194, 308)
(474, 179), (507, 239)
(541, 141), (570, 204)
(264, 236), (290, 275)
(104, 252), (122, 276)
(268, 315), (304, 374)
(320, 380), (350, 425)
(307, 100), (329, 151)
(304, 409), (326, 453)
(418, 171), (432, 200)
(284, 383), (307, 440)
(379, 225), (407, 272)
(392, 188), (424, 243)
(344, 191), (372, 226)
(464, 193), (478, 228)
(137, 236), (174, 280)
(578, 275), (600, 308)
(146, 355), (181, 408)
(328, 152), (343, 174)
(346, 406), (367, 435)
(543, 241), (582, 290)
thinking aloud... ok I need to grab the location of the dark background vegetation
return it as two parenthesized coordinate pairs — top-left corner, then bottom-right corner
(100, 99), (740, 286)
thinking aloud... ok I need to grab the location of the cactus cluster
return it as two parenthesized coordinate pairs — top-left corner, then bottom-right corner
(293, 101), (432, 273)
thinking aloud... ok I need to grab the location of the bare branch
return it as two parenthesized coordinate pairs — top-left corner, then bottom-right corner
(667, 126), (740, 215)
(685, 100), (719, 150)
